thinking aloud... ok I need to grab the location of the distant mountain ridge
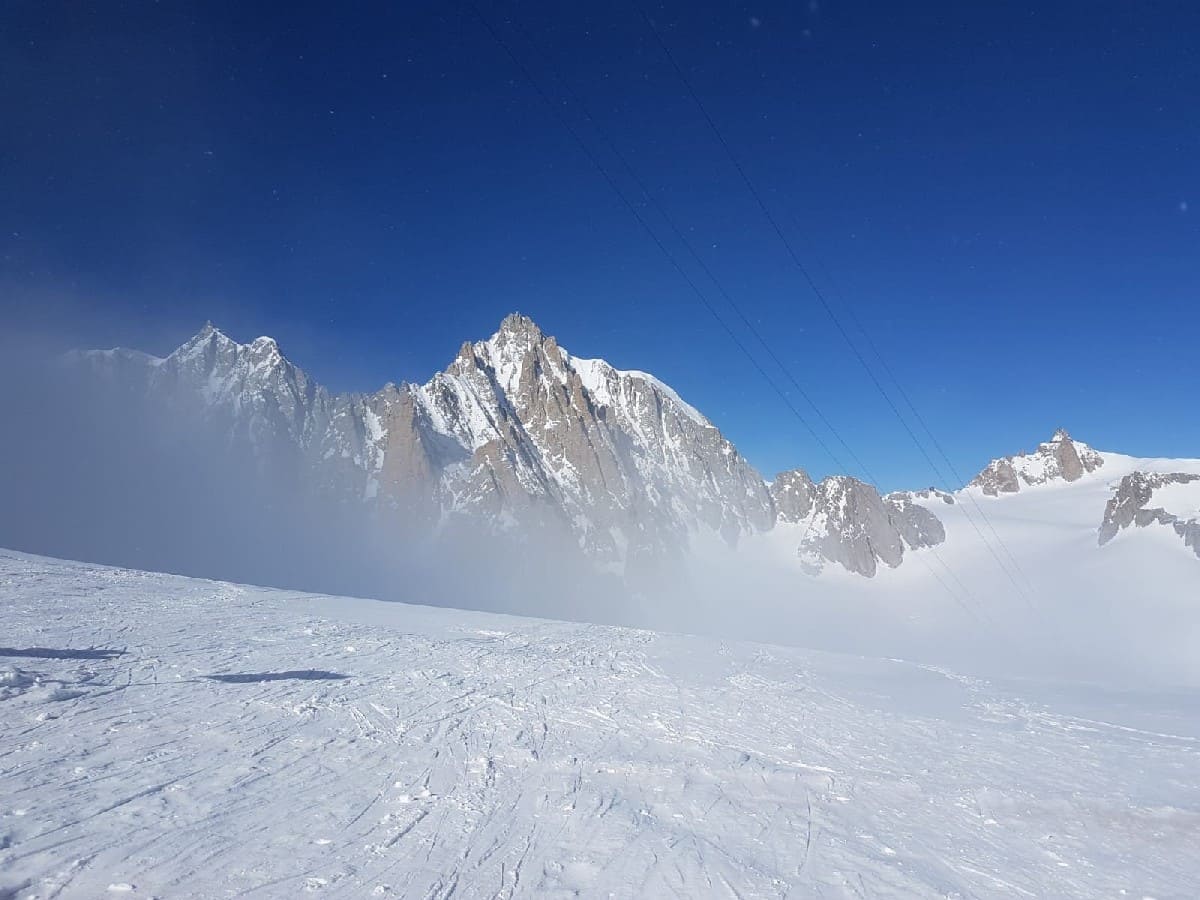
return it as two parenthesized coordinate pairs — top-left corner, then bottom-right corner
(79, 315), (773, 576)
(965, 431), (1200, 560)
(75, 315), (1199, 576)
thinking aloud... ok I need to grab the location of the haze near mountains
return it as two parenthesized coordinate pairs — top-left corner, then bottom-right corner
(68, 314), (962, 578)
(2, 314), (1198, 682)
(73, 315), (1200, 567)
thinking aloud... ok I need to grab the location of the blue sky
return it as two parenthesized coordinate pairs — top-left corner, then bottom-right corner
(3, 1), (1197, 488)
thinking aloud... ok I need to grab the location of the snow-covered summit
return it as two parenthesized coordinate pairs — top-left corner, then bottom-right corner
(78, 316), (959, 578)
(70, 321), (1198, 583)
(969, 428), (1105, 496)
(78, 315), (772, 573)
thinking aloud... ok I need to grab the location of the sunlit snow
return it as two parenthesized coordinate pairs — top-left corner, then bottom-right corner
(2, 550), (1198, 898)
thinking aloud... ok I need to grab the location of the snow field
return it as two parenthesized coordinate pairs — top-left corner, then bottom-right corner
(2, 550), (1199, 898)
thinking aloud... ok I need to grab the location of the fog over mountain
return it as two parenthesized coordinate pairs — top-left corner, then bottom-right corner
(3, 315), (1198, 682)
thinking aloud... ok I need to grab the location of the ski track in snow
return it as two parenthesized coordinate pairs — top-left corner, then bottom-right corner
(1, 550), (1198, 898)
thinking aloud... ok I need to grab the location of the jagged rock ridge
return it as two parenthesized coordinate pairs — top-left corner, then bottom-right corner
(94, 320), (1176, 579)
(1098, 471), (1200, 558)
(970, 429), (1104, 496)
(79, 315), (774, 574)
(769, 470), (946, 577)
(76, 314), (981, 578)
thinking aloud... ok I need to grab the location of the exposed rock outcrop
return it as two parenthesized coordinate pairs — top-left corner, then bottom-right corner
(884, 493), (948, 552)
(770, 469), (817, 522)
(970, 429), (1104, 496)
(889, 487), (956, 505)
(771, 471), (946, 577)
(1098, 471), (1200, 557)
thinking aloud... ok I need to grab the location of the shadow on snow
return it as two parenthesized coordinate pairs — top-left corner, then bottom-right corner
(0, 646), (125, 660)
(204, 670), (349, 684)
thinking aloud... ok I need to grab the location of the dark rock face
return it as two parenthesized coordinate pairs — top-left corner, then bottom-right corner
(1099, 471), (1200, 558)
(972, 459), (1021, 496)
(884, 494), (948, 551)
(970, 429), (1104, 496)
(770, 470), (816, 522)
(771, 472), (947, 577)
(899, 488), (956, 505)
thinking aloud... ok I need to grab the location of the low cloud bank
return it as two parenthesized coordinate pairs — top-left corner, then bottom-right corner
(2, 334), (1197, 688)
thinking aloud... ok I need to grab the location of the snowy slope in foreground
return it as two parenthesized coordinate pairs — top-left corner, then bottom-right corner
(3, 551), (1199, 899)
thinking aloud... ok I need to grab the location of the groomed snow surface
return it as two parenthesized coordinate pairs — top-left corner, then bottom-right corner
(2, 551), (1198, 898)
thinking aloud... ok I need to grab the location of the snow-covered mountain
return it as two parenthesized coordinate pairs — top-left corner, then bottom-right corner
(77, 315), (775, 572)
(968, 428), (1105, 495)
(956, 430), (1200, 560)
(71, 318), (1200, 585)
(73, 315), (920, 578)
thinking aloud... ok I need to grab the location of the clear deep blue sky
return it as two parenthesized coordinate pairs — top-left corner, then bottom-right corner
(4, 1), (1198, 488)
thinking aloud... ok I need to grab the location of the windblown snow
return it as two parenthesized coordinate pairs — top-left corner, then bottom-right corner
(2, 550), (1198, 899)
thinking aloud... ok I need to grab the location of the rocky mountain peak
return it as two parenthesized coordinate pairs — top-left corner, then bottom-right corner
(771, 469), (816, 521)
(166, 324), (295, 384)
(165, 323), (241, 381)
(770, 470), (945, 577)
(459, 313), (563, 400)
(183, 320), (233, 348)
(970, 429), (1104, 496)
(72, 314), (956, 579)
(249, 334), (280, 353)
(496, 311), (543, 339)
